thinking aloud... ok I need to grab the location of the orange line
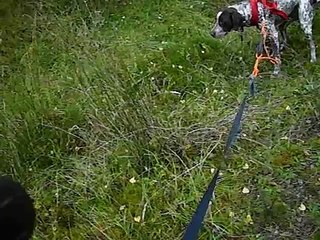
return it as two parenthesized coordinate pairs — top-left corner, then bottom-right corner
(251, 21), (280, 77)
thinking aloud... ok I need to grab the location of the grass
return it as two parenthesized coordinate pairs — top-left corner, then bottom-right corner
(1, 0), (320, 239)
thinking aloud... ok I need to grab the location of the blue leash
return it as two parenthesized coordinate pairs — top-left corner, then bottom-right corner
(183, 95), (248, 240)
(183, 169), (220, 240)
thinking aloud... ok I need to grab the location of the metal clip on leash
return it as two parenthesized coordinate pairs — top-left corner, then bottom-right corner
(249, 41), (265, 97)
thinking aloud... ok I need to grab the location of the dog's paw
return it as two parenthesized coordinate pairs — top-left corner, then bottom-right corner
(271, 71), (280, 78)
(280, 43), (289, 52)
(310, 57), (317, 63)
(272, 67), (281, 77)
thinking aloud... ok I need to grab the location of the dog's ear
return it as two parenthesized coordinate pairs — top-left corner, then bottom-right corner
(229, 8), (244, 31)
(218, 10), (233, 32)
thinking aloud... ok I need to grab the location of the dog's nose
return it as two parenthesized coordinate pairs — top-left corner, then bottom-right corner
(210, 31), (216, 37)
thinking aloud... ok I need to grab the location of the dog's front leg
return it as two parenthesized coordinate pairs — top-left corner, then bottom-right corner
(269, 21), (281, 75)
(278, 21), (291, 51)
(257, 5), (281, 75)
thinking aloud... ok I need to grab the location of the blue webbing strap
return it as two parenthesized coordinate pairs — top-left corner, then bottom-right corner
(182, 95), (248, 240)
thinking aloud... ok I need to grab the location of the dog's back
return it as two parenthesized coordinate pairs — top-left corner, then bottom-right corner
(0, 176), (36, 240)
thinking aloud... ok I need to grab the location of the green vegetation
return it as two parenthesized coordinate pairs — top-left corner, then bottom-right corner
(1, 0), (319, 239)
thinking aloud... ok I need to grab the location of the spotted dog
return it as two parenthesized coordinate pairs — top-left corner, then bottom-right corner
(211, 0), (319, 75)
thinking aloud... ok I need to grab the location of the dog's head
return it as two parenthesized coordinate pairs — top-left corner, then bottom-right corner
(211, 8), (244, 38)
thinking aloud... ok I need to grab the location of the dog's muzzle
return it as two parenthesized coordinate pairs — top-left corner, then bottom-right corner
(211, 24), (228, 38)
(210, 30), (227, 38)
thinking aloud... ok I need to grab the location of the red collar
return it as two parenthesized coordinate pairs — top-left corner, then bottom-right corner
(250, 0), (289, 26)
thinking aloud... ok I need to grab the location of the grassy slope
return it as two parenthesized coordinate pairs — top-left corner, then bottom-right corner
(1, 0), (320, 239)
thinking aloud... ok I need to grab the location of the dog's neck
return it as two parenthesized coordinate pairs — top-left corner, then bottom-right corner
(229, 1), (254, 27)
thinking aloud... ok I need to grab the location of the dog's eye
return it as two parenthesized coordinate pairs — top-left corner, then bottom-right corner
(220, 20), (226, 26)
(218, 17), (228, 26)
(219, 20), (230, 29)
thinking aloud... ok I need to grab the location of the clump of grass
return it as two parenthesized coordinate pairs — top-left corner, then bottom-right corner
(1, 0), (320, 239)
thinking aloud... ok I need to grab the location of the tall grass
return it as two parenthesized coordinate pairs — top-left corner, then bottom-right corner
(1, 0), (320, 239)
